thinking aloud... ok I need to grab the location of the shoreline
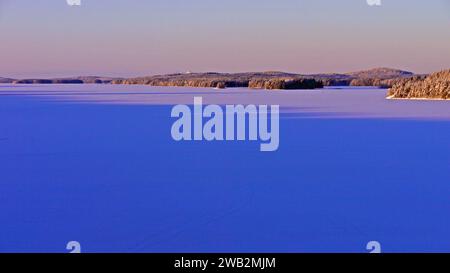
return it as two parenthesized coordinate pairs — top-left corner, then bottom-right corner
(3, 83), (449, 102)
(386, 95), (450, 101)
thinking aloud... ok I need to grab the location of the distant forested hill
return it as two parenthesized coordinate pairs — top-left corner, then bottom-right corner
(3, 68), (419, 90)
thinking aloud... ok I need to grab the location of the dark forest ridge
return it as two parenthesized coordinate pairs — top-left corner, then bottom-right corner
(2, 68), (416, 90)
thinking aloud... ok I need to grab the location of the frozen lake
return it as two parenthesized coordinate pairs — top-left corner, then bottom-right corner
(1, 84), (449, 253)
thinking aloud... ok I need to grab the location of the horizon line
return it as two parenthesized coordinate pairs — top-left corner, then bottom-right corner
(1, 67), (425, 80)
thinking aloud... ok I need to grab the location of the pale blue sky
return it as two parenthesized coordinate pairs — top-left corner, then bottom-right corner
(0, 0), (449, 77)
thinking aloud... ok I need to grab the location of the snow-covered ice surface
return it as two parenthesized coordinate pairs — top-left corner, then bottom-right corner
(1, 84), (449, 253)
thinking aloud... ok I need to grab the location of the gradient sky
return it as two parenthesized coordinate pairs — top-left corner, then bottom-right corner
(0, 0), (449, 78)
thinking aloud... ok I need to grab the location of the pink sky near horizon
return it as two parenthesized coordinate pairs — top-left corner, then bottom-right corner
(0, 0), (449, 78)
